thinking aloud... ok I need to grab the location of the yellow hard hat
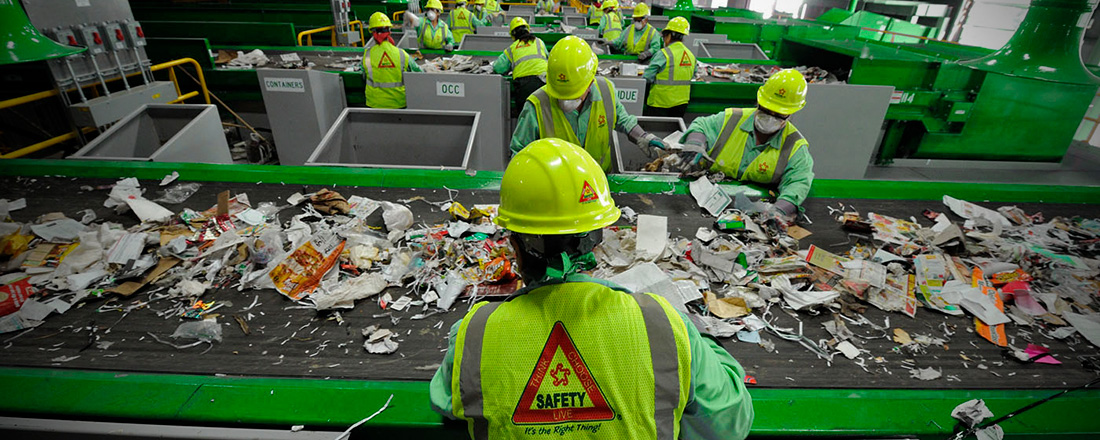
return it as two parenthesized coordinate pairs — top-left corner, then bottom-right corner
(471, 0), (484, 4)
(368, 12), (393, 29)
(510, 16), (529, 33)
(425, 0), (443, 10)
(757, 68), (808, 115)
(495, 138), (620, 235)
(546, 36), (596, 100)
(603, 0), (618, 9)
(632, 3), (650, 18)
(665, 16), (689, 35)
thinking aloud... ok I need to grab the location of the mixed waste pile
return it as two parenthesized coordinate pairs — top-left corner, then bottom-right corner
(1, 176), (1097, 383)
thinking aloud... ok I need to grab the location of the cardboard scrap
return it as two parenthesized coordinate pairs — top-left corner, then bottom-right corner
(107, 257), (181, 296)
(704, 291), (749, 318)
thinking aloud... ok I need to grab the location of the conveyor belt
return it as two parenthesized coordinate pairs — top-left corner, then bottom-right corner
(2, 175), (1097, 391)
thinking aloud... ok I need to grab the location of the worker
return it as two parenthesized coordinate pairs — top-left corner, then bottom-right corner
(535, 0), (557, 14)
(510, 36), (667, 172)
(678, 69), (814, 221)
(587, 0), (605, 25)
(643, 16), (694, 117)
(450, 0), (488, 43)
(597, 0), (624, 41)
(493, 17), (548, 116)
(363, 12), (422, 109)
(429, 137), (755, 440)
(417, 0), (457, 51)
(470, 0), (497, 25)
(609, 3), (660, 59)
(483, 0), (505, 25)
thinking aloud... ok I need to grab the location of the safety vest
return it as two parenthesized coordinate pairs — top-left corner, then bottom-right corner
(504, 38), (548, 79)
(707, 108), (807, 185)
(486, 0), (502, 13)
(588, 7), (604, 25)
(623, 24), (655, 55)
(647, 42), (694, 108)
(602, 12), (623, 41)
(527, 77), (617, 172)
(537, 0), (555, 14)
(450, 7), (475, 42)
(362, 42), (409, 109)
(451, 281), (692, 440)
(419, 20), (448, 49)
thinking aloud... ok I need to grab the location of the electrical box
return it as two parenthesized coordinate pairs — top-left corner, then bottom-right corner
(123, 21), (146, 47)
(75, 25), (106, 55)
(52, 28), (81, 49)
(100, 22), (128, 51)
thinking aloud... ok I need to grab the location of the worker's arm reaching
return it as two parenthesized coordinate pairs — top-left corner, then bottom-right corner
(406, 51), (423, 72)
(609, 29), (628, 52)
(492, 51), (512, 75)
(637, 27), (663, 60)
(642, 48), (666, 84)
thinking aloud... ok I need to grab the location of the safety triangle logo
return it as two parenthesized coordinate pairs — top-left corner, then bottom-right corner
(679, 51), (693, 67)
(578, 181), (599, 203)
(512, 322), (615, 424)
(377, 52), (397, 69)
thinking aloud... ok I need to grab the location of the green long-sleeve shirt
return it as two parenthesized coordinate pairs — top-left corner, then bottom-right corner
(611, 23), (662, 56)
(509, 78), (639, 155)
(642, 44), (667, 83)
(429, 278), (754, 439)
(683, 110), (815, 206)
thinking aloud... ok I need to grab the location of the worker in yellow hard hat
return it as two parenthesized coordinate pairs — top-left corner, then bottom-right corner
(416, 0), (457, 51)
(678, 68), (814, 221)
(429, 138), (754, 440)
(363, 12), (422, 109)
(609, 3), (661, 59)
(586, 0), (605, 25)
(535, 0), (558, 14)
(481, 0), (505, 25)
(492, 17), (548, 116)
(450, 0), (490, 43)
(596, 0), (624, 41)
(509, 36), (667, 172)
(643, 16), (694, 118)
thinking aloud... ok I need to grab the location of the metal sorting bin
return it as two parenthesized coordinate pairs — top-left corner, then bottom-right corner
(458, 35), (515, 51)
(682, 33), (730, 52)
(607, 76), (647, 116)
(69, 104), (231, 163)
(507, 5), (536, 15)
(305, 109), (479, 170)
(405, 72), (510, 171)
(397, 33), (418, 50)
(477, 26), (512, 36)
(612, 116), (685, 175)
(562, 14), (587, 27)
(257, 69), (347, 166)
(696, 42), (767, 60)
(790, 84), (894, 179)
(647, 16), (670, 29)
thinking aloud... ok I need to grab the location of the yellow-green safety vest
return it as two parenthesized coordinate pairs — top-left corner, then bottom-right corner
(419, 21), (448, 49)
(486, 0), (501, 13)
(623, 24), (655, 55)
(450, 7), (475, 42)
(363, 42), (409, 109)
(588, 7), (604, 25)
(602, 13), (623, 41)
(537, 0), (555, 14)
(648, 42), (695, 109)
(708, 108), (807, 185)
(504, 38), (548, 79)
(527, 77), (617, 172)
(451, 282), (692, 440)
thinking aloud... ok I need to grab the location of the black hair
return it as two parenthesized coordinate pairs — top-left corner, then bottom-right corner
(662, 30), (684, 42)
(511, 26), (536, 42)
(510, 230), (603, 282)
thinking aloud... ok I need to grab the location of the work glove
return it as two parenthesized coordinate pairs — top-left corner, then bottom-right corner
(635, 132), (666, 159)
(763, 200), (797, 228)
(443, 43), (454, 52)
(676, 133), (712, 173)
(637, 50), (652, 61)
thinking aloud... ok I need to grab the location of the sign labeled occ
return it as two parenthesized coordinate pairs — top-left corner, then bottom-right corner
(437, 82), (465, 97)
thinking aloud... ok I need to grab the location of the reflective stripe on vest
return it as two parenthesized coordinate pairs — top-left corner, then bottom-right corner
(624, 24), (654, 54)
(419, 21), (446, 49)
(649, 42), (694, 108)
(588, 8), (604, 24)
(364, 44), (407, 88)
(602, 13), (623, 40)
(453, 284), (689, 440)
(708, 108), (806, 186)
(527, 77), (616, 171)
(504, 39), (547, 79)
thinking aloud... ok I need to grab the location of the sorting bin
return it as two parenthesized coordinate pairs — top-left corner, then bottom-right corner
(69, 104), (231, 164)
(682, 33), (731, 52)
(697, 42), (768, 60)
(612, 116), (686, 175)
(305, 108), (479, 170)
(405, 72), (510, 171)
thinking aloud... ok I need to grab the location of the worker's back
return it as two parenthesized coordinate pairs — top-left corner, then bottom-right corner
(450, 280), (691, 439)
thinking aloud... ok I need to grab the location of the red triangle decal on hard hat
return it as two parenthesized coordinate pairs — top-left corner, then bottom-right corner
(377, 51), (397, 68)
(512, 322), (615, 424)
(578, 181), (599, 203)
(679, 51), (692, 67)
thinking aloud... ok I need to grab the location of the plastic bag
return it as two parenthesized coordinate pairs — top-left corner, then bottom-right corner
(249, 230), (284, 265)
(171, 318), (222, 342)
(155, 182), (202, 204)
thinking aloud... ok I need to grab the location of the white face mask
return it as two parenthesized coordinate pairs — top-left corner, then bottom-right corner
(754, 111), (786, 134)
(559, 96), (585, 113)
(427, 10), (438, 20)
(475, 5), (482, 11)
(634, 21), (645, 30)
